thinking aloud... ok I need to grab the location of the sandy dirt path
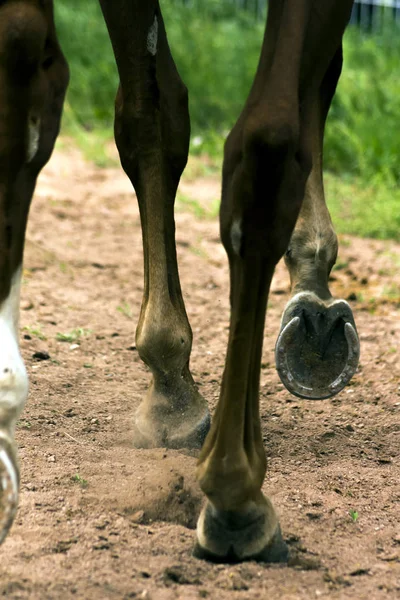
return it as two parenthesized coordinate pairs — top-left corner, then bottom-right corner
(0, 145), (399, 599)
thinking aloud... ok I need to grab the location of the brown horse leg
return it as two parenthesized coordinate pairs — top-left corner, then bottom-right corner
(98, 1), (210, 449)
(0, 0), (68, 542)
(196, 0), (354, 562)
(276, 45), (360, 400)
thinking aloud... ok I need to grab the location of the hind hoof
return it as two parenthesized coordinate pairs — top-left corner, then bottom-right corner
(276, 292), (360, 399)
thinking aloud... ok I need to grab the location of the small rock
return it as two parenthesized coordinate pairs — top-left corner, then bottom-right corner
(323, 571), (351, 587)
(47, 455), (56, 463)
(163, 566), (201, 586)
(32, 351), (50, 361)
(321, 430), (335, 440)
(349, 568), (370, 577)
(288, 554), (321, 571)
(131, 510), (145, 524)
(94, 517), (110, 530)
(306, 512), (322, 521)
(93, 542), (111, 550)
(21, 300), (34, 310)
(379, 553), (399, 562)
(64, 408), (77, 418)
(345, 424), (355, 432)
(52, 538), (78, 554)
(228, 572), (249, 591)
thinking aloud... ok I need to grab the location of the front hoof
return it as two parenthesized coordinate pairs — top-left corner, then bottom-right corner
(194, 495), (288, 563)
(132, 386), (210, 450)
(276, 292), (360, 400)
(0, 437), (19, 545)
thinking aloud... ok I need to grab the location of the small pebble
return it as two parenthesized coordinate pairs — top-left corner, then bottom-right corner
(21, 300), (34, 310)
(131, 510), (145, 524)
(32, 351), (50, 361)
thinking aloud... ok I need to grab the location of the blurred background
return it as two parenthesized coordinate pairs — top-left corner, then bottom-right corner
(54, 0), (400, 241)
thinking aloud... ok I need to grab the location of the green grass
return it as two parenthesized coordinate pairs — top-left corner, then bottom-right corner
(54, 2), (400, 177)
(52, 2), (400, 241)
(53, 0), (262, 152)
(349, 509), (359, 523)
(71, 474), (88, 489)
(325, 173), (400, 241)
(117, 302), (134, 320)
(56, 328), (92, 343)
(54, 1), (116, 134)
(176, 192), (219, 219)
(327, 25), (400, 186)
(23, 325), (47, 341)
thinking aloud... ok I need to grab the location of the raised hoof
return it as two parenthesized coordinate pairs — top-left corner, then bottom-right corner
(276, 292), (360, 400)
(0, 437), (19, 545)
(132, 386), (210, 450)
(194, 496), (288, 563)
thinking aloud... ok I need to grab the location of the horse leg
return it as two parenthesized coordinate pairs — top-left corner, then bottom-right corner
(196, 0), (354, 562)
(0, 0), (68, 542)
(276, 45), (360, 400)
(98, 0), (210, 449)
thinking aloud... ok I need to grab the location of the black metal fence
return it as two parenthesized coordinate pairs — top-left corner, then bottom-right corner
(351, 0), (400, 30)
(175, 1), (400, 29)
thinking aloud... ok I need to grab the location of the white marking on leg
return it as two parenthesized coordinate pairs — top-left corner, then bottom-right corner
(147, 15), (158, 56)
(315, 238), (320, 261)
(231, 218), (242, 256)
(0, 449), (17, 501)
(27, 115), (40, 163)
(0, 267), (28, 433)
(0, 445), (18, 544)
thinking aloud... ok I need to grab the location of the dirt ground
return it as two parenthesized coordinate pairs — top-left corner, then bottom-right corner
(0, 143), (399, 599)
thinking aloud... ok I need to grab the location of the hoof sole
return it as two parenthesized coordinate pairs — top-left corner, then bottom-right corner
(276, 294), (360, 399)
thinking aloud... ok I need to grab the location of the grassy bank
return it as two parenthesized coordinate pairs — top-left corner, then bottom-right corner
(53, 2), (400, 240)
